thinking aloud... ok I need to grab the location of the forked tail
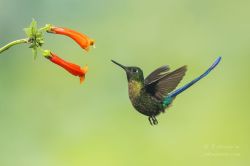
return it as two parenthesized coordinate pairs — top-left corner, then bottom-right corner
(168, 56), (222, 98)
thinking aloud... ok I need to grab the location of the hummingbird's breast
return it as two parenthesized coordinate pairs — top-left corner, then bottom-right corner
(128, 80), (163, 116)
(128, 80), (142, 100)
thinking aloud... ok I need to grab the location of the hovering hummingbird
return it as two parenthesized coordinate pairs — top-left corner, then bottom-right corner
(111, 57), (221, 125)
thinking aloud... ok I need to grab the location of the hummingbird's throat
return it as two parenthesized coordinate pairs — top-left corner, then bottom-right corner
(128, 80), (142, 100)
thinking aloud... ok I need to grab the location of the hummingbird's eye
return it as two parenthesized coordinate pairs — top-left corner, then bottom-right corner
(132, 69), (138, 73)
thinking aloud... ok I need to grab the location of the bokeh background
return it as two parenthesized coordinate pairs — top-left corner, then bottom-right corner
(0, 0), (249, 165)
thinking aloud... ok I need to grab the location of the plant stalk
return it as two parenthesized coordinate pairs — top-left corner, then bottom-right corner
(0, 38), (29, 54)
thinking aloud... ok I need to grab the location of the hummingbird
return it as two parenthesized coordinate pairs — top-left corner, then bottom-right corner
(111, 57), (221, 125)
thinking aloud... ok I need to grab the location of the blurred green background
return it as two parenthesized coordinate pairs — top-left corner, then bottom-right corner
(0, 0), (249, 166)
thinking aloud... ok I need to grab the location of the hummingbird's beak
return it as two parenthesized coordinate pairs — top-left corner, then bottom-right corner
(111, 60), (128, 72)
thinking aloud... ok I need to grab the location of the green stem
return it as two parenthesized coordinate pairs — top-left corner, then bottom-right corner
(39, 27), (48, 32)
(39, 24), (52, 32)
(0, 38), (29, 54)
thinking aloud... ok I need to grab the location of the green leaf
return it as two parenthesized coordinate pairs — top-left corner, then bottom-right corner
(29, 43), (36, 48)
(24, 19), (38, 37)
(36, 32), (42, 38)
(32, 46), (38, 59)
(30, 19), (37, 35)
(24, 28), (32, 37)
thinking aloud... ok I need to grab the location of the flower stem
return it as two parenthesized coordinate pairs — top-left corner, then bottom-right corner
(0, 38), (29, 54)
(39, 24), (52, 32)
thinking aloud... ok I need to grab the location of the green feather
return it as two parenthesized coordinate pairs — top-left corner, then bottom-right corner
(163, 96), (173, 108)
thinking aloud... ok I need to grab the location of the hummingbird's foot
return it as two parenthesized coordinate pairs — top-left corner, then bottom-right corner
(148, 117), (153, 125)
(148, 116), (158, 125)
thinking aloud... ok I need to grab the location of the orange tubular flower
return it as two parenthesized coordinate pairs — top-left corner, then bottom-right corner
(48, 26), (95, 51)
(45, 51), (88, 83)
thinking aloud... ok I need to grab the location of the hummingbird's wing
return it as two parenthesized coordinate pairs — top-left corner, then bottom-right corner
(144, 66), (187, 100)
(144, 65), (170, 85)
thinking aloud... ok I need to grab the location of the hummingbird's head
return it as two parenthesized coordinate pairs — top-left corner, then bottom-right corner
(111, 60), (144, 82)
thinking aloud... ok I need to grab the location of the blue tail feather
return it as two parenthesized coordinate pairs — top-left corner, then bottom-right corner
(168, 56), (221, 99)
